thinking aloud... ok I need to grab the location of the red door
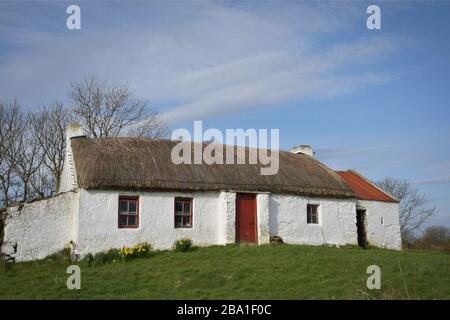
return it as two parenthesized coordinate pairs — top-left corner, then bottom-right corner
(236, 193), (257, 244)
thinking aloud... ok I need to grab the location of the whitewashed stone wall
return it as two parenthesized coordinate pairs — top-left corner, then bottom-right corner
(1, 188), (402, 263)
(257, 193), (270, 244)
(218, 191), (236, 244)
(269, 194), (358, 246)
(1, 192), (76, 262)
(358, 200), (402, 250)
(73, 189), (226, 257)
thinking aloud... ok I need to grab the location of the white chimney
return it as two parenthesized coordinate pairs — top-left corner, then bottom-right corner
(59, 123), (85, 194)
(66, 123), (85, 140)
(290, 144), (314, 157)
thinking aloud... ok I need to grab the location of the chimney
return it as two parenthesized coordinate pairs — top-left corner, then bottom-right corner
(66, 123), (86, 140)
(59, 123), (85, 194)
(290, 144), (314, 157)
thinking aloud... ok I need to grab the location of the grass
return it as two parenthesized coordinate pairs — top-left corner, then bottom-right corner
(0, 244), (449, 299)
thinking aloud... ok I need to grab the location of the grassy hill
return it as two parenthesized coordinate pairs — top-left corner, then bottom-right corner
(1, 244), (449, 299)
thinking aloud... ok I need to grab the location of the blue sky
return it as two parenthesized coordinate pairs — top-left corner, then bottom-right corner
(0, 1), (449, 228)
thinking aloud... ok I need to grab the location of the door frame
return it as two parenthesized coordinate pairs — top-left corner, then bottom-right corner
(235, 193), (258, 244)
(356, 208), (368, 249)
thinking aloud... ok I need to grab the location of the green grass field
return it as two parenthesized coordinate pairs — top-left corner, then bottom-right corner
(1, 244), (449, 300)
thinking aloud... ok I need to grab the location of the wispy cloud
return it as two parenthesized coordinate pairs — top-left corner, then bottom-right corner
(414, 160), (450, 185)
(315, 145), (394, 160)
(413, 176), (450, 185)
(0, 2), (398, 123)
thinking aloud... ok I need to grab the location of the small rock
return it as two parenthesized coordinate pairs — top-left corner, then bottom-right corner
(270, 235), (284, 244)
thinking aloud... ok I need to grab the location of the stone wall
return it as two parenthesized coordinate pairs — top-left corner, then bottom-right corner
(358, 200), (402, 250)
(269, 194), (358, 246)
(1, 192), (76, 262)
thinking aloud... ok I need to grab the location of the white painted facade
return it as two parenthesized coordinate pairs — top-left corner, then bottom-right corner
(1, 192), (76, 262)
(357, 200), (402, 250)
(269, 194), (358, 246)
(73, 189), (272, 258)
(1, 188), (403, 261)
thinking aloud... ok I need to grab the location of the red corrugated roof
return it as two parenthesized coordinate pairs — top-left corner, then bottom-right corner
(336, 171), (398, 203)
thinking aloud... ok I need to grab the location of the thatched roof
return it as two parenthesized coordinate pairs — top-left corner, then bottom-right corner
(70, 137), (354, 199)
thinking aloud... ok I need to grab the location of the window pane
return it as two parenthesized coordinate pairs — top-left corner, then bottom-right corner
(183, 215), (191, 227)
(183, 202), (191, 213)
(129, 201), (136, 213)
(175, 215), (183, 227)
(307, 205), (318, 224)
(128, 215), (137, 226)
(118, 215), (127, 226)
(175, 201), (182, 212)
(119, 200), (128, 212)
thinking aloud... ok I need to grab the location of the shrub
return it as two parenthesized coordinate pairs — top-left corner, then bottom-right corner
(81, 242), (152, 266)
(46, 247), (72, 262)
(83, 253), (95, 264)
(119, 242), (152, 260)
(80, 249), (119, 267)
(94, 248), (121, 264)
(173, 238), (193, 252)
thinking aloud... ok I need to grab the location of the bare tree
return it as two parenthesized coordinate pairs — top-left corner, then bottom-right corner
(377, 177), (435, 240)
(414, 226), (450, 252)
(420, 226), (450, 243)
(8, 112), (45, 202)
(0, 100), (24, 207)
(0, 77), (168, 207)
(0, 100), (53, 205)
(69, 77), (168, 138)
(28, 166), (54, 199)
(32, 102), (71, 193)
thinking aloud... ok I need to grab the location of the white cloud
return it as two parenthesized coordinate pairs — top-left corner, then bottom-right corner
(413, 176), (450, 185)
(316, 145), (394, 160)
(0, 2), (398, 123)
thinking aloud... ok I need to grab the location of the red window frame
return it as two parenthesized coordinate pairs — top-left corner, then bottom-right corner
(174, 197), (193, 228)
(118, 196), (139, 228)
(307, 204), (319, 224)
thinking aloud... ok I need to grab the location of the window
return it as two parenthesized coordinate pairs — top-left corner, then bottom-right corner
(118, 196), (139, 228)
(307, 204), (319, 224)
(174, 198), (193, 228)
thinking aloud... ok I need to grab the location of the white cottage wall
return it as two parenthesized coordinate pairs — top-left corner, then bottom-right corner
(256, 193), (270, 244)
(218, 191), (236, 245)
(358, 200), (402, 250)
(269, 194), (358, 246)
(74, 189), (225, 257)
(1, 192), (76, 262)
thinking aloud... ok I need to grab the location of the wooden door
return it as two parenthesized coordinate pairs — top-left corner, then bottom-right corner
(236, 193), (257, 244)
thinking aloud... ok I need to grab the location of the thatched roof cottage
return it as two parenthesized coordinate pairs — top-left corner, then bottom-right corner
(1, 125), (401, 262)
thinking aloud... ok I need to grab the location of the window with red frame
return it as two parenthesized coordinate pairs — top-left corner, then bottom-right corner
(174, 198), (193, 228)
(118, 196), (139, 228)
(307, 204), (319, 224)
